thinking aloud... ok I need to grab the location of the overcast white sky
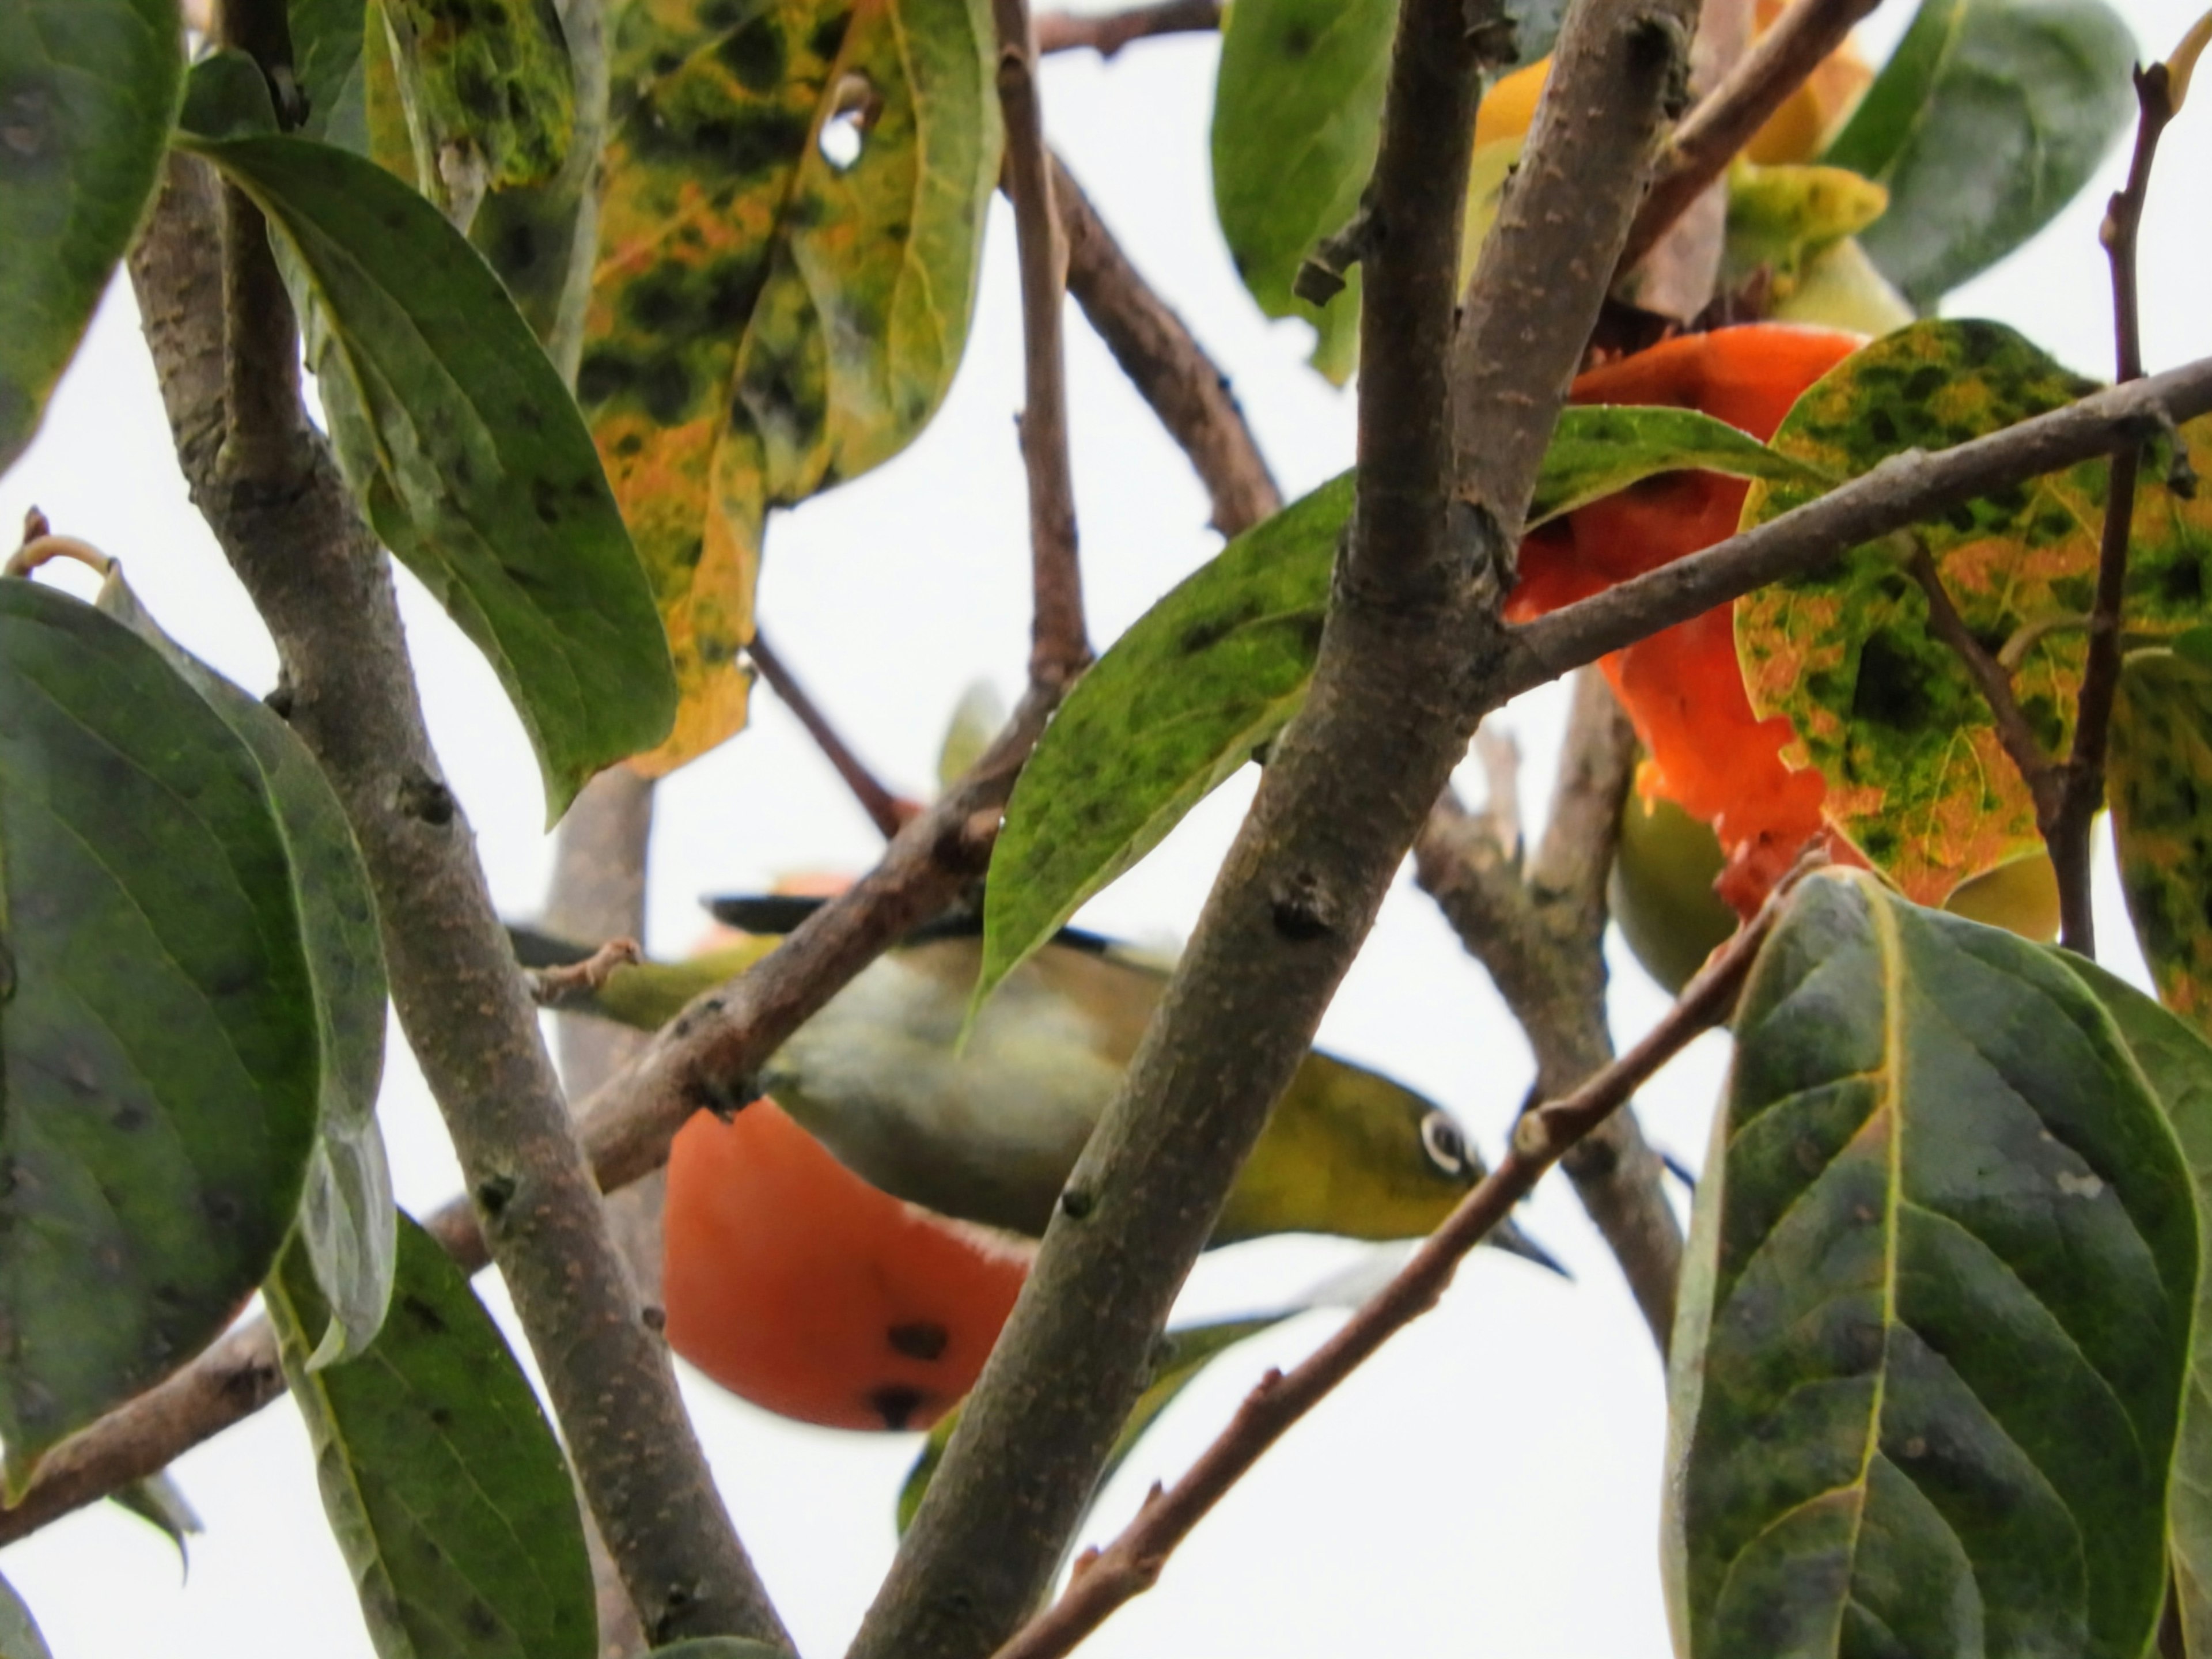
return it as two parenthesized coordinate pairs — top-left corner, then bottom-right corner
(3, 3), (2210, 1653)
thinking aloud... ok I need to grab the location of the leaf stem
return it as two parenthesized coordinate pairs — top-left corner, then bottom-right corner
(749, 631), (919, 838)
(2051, 62), (2177, 956)
(987, 858), (1805, 1659)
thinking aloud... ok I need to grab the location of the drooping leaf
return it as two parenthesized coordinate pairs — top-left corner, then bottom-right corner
(177, 133), (677, 817)
(95, 566), (395, 1367)
(0, 578), (321, 1488)
(2064, 955), (2212, 1659)
(290, 0), (367, 140)
(1207, 0), (1393, 384)
(2109, 646), (2212, 1039)
(1737, 319), (2212, 905)
(266, 1217), (594, 1659)
(378, 0), (574, 206)
(980, 407), (1839, 1001)
(1819, 0), (2135, 308)
(1664, 870), (2195, 1659)
(578, 0), (1002, 774)
(0, 0), (182, 474)
(111, 1468), (204, 1566)
(0, 1573), (52, 1659)
(899, 1315), (1291, 1535)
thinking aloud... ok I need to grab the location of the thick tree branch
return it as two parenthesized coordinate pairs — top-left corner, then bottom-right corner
(1415, 673), (1683, 1350)
(1034, 0), (1219, 55)
(996, 0), (1090, 689)
(749, 629), (919, 838)
(988, 868), (1793, 1659)
(1054, 153), (1282, 536)
(123, 157), (788, 1651)
(1503, 355), (2212, 696)
(1616, 0), (1883, 276)
(852, 0), (1695, 1653)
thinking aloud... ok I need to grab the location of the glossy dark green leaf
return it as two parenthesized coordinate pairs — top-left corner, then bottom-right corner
(290, 0), (366, 139)
(979, 410), (1836, 1004)
(111, 1468), (204, 1565)
(177, 48), (281, 141)
(1820, 0), (2135, 306)
(2109, 647), (2212, 1041)
(177, 133), (677, 817)
(0, 578), (321, 1489)
(1664, 870), (2195, 1659)
(1208, 0), (1393, 382)
(899, 1315), (1290, 1535)
(0, 0), (182, 472)
(266, 1216), (594, 1659)
(2065, 955), (2212, 1658)
(97, 566), (394, 1367)
(0, 1573), (51, 1659)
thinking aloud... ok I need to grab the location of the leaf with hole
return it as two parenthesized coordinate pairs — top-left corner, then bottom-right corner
(1663, 870), (2195, 1659)
(0, 0), (181, 474)
(176, 132), (677, 819)
(0, 578), (321, 1490)
(2108, 647), (2212, 1040)
(96, 565), (395, 1368)
(578, 0), (1001, 774)
(1819, 0), (2135, 307)
(1737, 318), (2212, 905)
(266, 1215), (594, 1659)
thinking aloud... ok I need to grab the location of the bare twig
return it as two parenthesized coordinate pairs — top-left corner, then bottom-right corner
(1054, 153), (1282, 536)
(1616, 0), (1884, 277)
(123, 155), (789, 1650)
(1908, 547), (2063, 825)
(1035, 0), (1219, 55)
(2051, 63), (2177, 955)
(749, 630), (919, 838)
(995, 0), (1090, 690)
(989, 868), (1801, 1659)
(1416, 673), (1684, 1350)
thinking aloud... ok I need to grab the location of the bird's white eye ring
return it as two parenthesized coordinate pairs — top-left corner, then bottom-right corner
(1421, 1111), (1467, 1176)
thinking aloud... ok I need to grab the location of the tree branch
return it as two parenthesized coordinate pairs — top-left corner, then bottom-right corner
(1054, 153), (1282, 536)
(988, 865), (1796, 1659)
(1035, 0), (1219, 56)
(1414, 672), (1684, 1350)
(850, 0), (1694, 1651)
(1616, 0), (1883, 276)
(123, 156), (789, 1652)
(1502, 355), (2212, 696)
(749, 629), (919, 838)
(996, 0), (1090, 690)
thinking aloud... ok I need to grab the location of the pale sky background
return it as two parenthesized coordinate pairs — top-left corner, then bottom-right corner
(2, 3), (2210, 1653)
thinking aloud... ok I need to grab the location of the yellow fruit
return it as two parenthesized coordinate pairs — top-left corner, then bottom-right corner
(1942, 854), (2062, 943)
(1609, 784), (1739, 994)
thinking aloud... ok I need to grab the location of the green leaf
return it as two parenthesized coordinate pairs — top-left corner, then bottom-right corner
(378, 0), (574, 202)
(179, 132), (678, 818)
(178, 48), (281, 141)
(96, 565), (395, 1367)
(1737, 318), (2212, 906)
(899, 1313), (1291, 1535)
(1720, 160), (1891, 296)
(578, 0), (1002, 774)
(1208, 0), (1392, 384)
(980, 408), (1839, 1003)
(0, 578), (321, 1488)
(1664, 870), (2195, 1659)
(0, 0), (182, 474)
(290, 0), (366, 140)
(266, 1216), (594, 1659)
(0, 1573), (51, 1659)
(2063, 955), (2212, 1659)
(2109, 647), (2212, 1041)
(1819, 0), (2135, 307)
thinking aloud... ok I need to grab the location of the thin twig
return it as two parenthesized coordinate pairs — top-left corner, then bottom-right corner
(995, 0), (1090, 690)
(2050, 63), (2177, 955)
(989, 865), (1804, 1659)
(1054, 153), (1282, 536)
(1616, 0), (1884, 276)
(1035, 0), (1219, 56)
(749, 630), (920, 838)
(1908, 547), (2063, 826)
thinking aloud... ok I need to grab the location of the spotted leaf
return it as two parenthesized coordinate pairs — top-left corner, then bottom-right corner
(1737, 319), (2212, 904)
(578, 0), (1001, 774)
(2109, 644), (2212, 1037)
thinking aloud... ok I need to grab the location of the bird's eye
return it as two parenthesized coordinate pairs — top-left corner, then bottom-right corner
(1420, 1111), (1467, 1176)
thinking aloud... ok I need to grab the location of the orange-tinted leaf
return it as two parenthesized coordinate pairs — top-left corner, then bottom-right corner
(579, 0), (1001, 774)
